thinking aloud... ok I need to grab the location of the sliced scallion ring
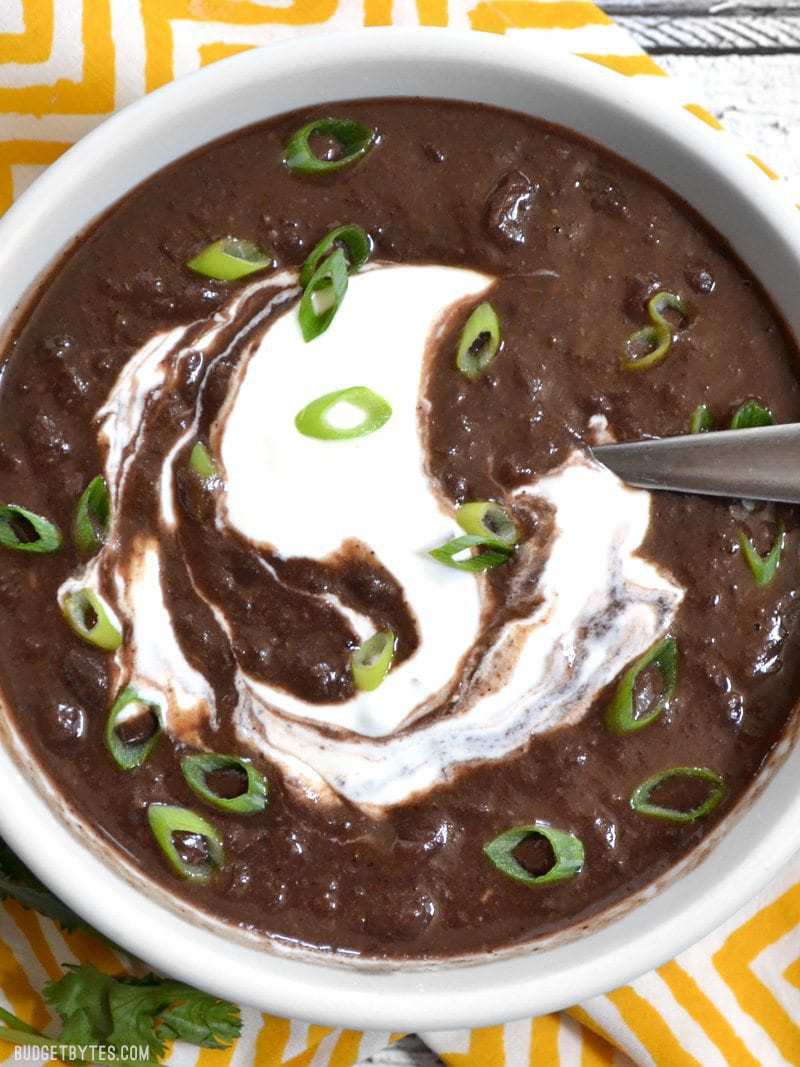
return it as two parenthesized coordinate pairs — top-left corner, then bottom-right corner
(649, 291), (688, 330)
(299, 224), (371, 288)
(456, 501), (518, 547)
(604, 635), (677, 734)
(484, 822), (585, 887)
(295, 386), (391, 441)
(299, 248), (349, 342)
(105, 688), (162, 771)
(0, 504), (61, 554)
(181, 753), (267, 815)
(185, 238), (272, 282)
(73, 476), (110, 555)
(630, 766), (725, 823)
(351, 630), (395, 692)
(738, 523), (785, 586)
(284, 118), (376, 174)
(189, 442), (217, 481)
(689, 404), (713, 434)
(730, 400), (775, 430)
(622, 291), (687, 371)
(623, 325), (668, 370)
(456, 302), (501, 380)
(147, 804), (225, 883)
(429, 534), (512, 573)
(60, 588), (122, 651)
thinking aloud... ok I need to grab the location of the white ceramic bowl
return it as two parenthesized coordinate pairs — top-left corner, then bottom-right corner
(1, 28), (799, 1032)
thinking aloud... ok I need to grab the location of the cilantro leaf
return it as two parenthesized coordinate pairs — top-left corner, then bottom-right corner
(44, 965), (114, 1045)
(0, 837), (242, 1066)
(103, 975), (241, 1050)
(157, 982), (243, 1048)
(42, 965), (241, 1064)
(105, 980), (168, 1061)
(0, 841), (93, 934)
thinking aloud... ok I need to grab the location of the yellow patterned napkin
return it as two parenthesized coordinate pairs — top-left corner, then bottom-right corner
(0, 3), (797, 1065)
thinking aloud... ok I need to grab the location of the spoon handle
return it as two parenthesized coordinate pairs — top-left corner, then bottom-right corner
(591, 424), (800, 504)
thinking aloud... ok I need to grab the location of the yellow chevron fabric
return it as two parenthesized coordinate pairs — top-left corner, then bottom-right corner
(0, 2), (796, 1065)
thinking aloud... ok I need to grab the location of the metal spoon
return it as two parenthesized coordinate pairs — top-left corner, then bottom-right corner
(590, 424), (800, 504)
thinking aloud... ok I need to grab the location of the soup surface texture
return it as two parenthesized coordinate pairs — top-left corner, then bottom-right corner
(0, 98), (799, 960)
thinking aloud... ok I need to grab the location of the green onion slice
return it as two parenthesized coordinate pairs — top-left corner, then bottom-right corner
(689, 404), (713, 434)
(0, 504), (61, 554)
(456, 302), (501, 380)
(484, 822), (585, 887)
(622, 291), (687, 371)
(299, 248), (349, 342)
(185, 238), (272, 282)
(284, 118), (376, 174)
(105, 688), (162, 770)
(456, 501), (518, 547)
(147, 804), (225, 883)
(351, 630), (395, 692)
(299, 224), (371, 288)
(649, 291), (687, 330)
(181, 753), (267, 815)
(429, 534), (512, 573)
(738, 523), (785, 586)
(189, 441), (217, 481)
(295, 385), (391, 441)
(730, 400), (775, 430)
(61, 588), (122, 652)
(623, 325), (669, 370)
(630, 766), (725, 823)
(604, 635), (677, 735)
(73, 476), (110, 555)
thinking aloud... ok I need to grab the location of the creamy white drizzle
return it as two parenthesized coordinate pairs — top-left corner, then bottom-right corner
(68, 265), (685, 810)
(121, 540), (215, 735)
(97, 326), (180, 495)
(235, 452), (682, 807)
(94, 272), (298, 531)
(221, 265), (492, 737)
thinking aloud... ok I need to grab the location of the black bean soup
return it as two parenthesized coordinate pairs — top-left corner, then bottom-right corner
(0, 99), (798, 961)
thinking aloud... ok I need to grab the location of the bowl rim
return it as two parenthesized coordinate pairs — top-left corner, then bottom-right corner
(1, 25), (800, 1032)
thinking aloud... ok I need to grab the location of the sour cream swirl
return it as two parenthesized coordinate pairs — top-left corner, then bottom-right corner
(60, 265), (684, 809)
